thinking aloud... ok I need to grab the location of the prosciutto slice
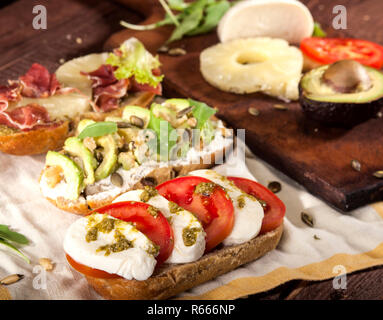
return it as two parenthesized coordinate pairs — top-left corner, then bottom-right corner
(19, 63), (61, 98)
(0, 83), (22, 112)
(0, 103), (52, 131)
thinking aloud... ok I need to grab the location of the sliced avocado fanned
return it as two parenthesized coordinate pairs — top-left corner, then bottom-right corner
(95, 135), (118, 181)
(45, 151), (84, 201)
(299, 60), (383, 127)
(122, 106), (150, 128)
(64, 137), (98, 186)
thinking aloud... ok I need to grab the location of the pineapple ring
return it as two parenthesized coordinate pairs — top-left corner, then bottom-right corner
(200, 38), (303, 101)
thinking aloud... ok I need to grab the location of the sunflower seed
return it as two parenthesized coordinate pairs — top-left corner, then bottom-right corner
(129, 116), (144, 128)
(168, 48), (187, 56)
(157, 45), (169, 53)
(351, 159), (361, 172)
(373, 171), (383, 178)
(117, 122), (133, 129)
(248, 107), (260, 116)
(111, 172), (124, 187)
(0, 274), (24, 285)
(268, 181), (281, 194)
(273, 104), (288, 111)
(176, 106), (193, 118)
(301, 212), (314, 228)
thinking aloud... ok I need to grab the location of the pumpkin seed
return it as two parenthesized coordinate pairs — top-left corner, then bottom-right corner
(176, 106), (193, 118)
(0, 274), (24, 285)
(351, 159), (361, 172)
(111, 172), (123, 187)
(168, 47), (187, 56)
(301, 212), (314, 228)
(267, 181), (281, 193)
(373, 171), (383, 179)
(129, 116), (145, 128)
(273, 104), (288, 111)
(248, 107), (260, 116)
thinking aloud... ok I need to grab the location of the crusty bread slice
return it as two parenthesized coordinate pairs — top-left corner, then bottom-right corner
(85, 224), (283, 300)
(0, 91), (154, 156)
(41, 146), (228, 215)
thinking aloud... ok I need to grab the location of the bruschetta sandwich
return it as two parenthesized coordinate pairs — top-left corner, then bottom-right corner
(63, 170), (285, 300)
(0, 38), (161, 155)
(39, 98), (233, 214)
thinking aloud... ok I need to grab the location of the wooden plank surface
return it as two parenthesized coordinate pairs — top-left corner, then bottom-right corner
(0, 0), (382, 300)
(105, 0), (383, 213)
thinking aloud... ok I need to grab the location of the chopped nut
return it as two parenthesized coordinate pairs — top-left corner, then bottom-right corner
(187, 117), (197, 128)
(39, 258), (54, 271)
(44, 166), (64, 188)
(0, 274), (24, 285)
(83, 137), (97, 152)
(76, 37), (83, 44)
(168, 48), (187, 56)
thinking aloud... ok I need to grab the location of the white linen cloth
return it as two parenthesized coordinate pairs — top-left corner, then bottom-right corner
(1, 138), (383, 300)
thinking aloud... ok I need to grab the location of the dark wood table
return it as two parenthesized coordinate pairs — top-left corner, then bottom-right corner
(1, 0), (382, 300)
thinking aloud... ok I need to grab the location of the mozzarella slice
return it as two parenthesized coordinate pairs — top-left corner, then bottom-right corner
(63, 213), (157, 280)
(114, 190), (206, 264)
(218, 0), (314, 44)
(189, 170), (264, 246)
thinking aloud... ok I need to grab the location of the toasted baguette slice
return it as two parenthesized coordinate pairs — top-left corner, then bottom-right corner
(85, 224), (283, 300)
(41, 146), (229, 215)
(0, 91), (154, 156)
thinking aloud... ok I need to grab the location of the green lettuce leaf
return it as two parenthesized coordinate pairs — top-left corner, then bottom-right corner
(189, 98), (216, 130)
(106, 38), (164, 88)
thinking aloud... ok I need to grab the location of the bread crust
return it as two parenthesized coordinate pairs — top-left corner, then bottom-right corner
(0, 91), (155, 156)
(42, 146), (227, 215)
(85, 224), (283, 300)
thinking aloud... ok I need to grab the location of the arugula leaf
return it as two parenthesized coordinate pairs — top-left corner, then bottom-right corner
(312, 22), (327, 37)
(148, 107), (177, 160)
(167, 0), (190, 11)
(78, 122), (117, 140)
(120, 16), (174, 31)
(106, 38), (164, 87)
(0, 225), (29, 245)
(189, 98), (216, 130)
(187, 0), (230, 36)
(0, 239), (30, 264)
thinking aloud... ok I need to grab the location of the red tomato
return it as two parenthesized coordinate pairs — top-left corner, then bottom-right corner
(156, 176), (234, 252)
(95, 201), (174, 264)
(300, 37), (383, 69)
(227, 177), (285, 234)
(66, 254), (119, 279)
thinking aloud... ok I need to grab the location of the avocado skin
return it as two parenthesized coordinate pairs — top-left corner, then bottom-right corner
(299, 85), (383, 127)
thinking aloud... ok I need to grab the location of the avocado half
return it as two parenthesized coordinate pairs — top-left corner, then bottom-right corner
(299, 65), (383, 127)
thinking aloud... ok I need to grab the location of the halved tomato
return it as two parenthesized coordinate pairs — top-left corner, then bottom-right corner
(300, 37), (383, 69)
(228, 177), (285, 234)
(66, 254), (119, 279)
(156, 176), (234, 252)
(95, 201), (174, 264)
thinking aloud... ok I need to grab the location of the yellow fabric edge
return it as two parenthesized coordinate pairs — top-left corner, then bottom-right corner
(177, 202), (383, 300)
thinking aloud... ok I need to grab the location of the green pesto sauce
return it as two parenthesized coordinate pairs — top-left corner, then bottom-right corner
(182, 227), (201, 246)
(147, 205), (159, 218)
(85, 216), (116, 242)
(237, 195), (246, 208)
(147, 243), (160, 256)
(140, 186), (158, 202)
(168, 201), (183, 214)
(194, 182), (216, 197)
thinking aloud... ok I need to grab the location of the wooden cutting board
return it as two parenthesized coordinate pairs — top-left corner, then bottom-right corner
(105, 0), (383, 212)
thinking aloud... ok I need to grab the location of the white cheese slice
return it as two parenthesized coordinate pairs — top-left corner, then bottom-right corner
(113, 190), (206, 264)
(188, 170), (264, 246)
(63, 213), (157, 280)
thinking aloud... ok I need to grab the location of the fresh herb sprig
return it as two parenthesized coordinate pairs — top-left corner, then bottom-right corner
(0, 225), (30, 263)
(120, 0), (232, 44)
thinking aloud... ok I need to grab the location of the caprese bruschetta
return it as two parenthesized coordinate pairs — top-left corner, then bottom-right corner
(64, 170), (285, 300)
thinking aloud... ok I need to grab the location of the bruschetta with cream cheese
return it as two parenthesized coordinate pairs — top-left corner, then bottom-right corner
(0, 38), (161, 155)
(39, 98), (233, 214)
(63, 170), (285, 300)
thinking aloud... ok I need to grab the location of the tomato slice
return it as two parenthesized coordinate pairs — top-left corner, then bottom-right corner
(66, 254), (119, 279)
(227, 177), (285, 234)
(95, 201), (174, 264)
(156, 176), (234, 252)
(300, 37), (383, 69)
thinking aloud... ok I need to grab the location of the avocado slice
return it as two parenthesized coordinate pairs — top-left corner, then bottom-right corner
(299, 63), (383, 126)
(95, 135), (118, 181)
(122, 106), (150, 128)
(64, 137), (98, 186)
(76, 119), (96, 136)
(45, 151), (84, 200)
